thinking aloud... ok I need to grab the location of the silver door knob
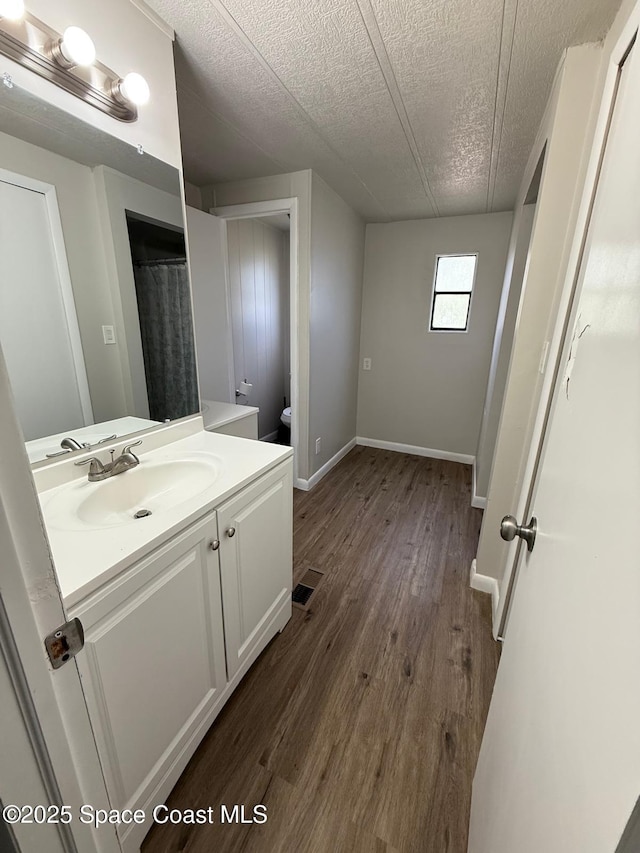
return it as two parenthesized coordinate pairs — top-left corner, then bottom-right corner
(226, 527), (236, 538)
(209, 539), (220, 551)
(500, 515), (537, 552)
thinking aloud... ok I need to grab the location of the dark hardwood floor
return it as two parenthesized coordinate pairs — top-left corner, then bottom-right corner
(142, 447), (500, 853)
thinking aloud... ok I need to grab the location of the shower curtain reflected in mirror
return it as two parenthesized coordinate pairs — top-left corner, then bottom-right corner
(133, 260), (199, 422)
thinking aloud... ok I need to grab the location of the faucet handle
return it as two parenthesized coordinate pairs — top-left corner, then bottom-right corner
(122, 439), (142, 462)
(95, 434), (117, 445)
(74, 457), (106, 477)
(123, 439), (142, 451)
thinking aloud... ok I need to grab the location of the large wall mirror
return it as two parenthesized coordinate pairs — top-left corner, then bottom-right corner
(0, 85), (200, 464)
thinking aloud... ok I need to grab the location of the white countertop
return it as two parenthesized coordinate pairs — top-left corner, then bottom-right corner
(201, 400), (259, 430)
(38, 429), (292, 608)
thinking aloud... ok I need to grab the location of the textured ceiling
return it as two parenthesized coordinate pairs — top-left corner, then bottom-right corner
(145, 0), (621, 221)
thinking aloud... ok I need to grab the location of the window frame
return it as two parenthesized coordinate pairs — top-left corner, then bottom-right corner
(428, 252), (478, 333)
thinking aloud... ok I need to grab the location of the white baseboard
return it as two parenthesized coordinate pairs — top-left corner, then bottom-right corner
(470, 559), (500, 627)
(471, 462), (487, 509)
(259, 429), (279, 443)
(356, 436), (474, 466)
(294, 437), (357, 491)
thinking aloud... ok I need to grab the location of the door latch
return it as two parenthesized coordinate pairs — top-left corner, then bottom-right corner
(44, 618), (84, 669)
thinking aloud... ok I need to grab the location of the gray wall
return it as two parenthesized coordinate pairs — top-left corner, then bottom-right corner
(0, 130), (124, 424)
(210, 171), (365, 484)
(357, 212), (513, 457)
(309, 174), (365, 474)
(93, 167), (183, 420)
(227, 217), (290, 439)
(475, 204), (536, 498)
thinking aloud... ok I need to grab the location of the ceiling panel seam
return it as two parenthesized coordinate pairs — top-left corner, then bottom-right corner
(486, 0), (519, 212)
(178, 80), (289, 175)
(486, 0), (507, 212)
(203, 0), (392, 220)
(354, 0), (439, 218)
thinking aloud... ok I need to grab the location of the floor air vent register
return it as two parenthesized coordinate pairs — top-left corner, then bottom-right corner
(292, 567), (325, 611)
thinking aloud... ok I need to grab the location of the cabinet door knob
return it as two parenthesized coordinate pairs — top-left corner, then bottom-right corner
(226, 527), (236, 538)
(209, 539), (220, 551)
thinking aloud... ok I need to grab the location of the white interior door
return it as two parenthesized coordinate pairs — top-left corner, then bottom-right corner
(186, 206), (235, 404)
(469, 38), (640, 853)
(0, 175), (92, 440)
(0, 342), (118, 852)
(0, 632), (65, 853)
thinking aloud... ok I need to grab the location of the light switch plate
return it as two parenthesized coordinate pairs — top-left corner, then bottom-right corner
(102, 325), (116, 345)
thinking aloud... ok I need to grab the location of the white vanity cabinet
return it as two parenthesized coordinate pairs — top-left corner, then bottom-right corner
(65, 456), (292, 851)
(217, 461), (293, 679)
(70, 512), (228, 828)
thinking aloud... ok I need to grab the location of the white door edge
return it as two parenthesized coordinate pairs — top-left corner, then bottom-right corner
(494, 29), (635, 638)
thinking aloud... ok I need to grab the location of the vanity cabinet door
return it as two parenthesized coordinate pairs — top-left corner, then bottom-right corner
(218, 461), (293, 680)
(71, 512), (227, 822)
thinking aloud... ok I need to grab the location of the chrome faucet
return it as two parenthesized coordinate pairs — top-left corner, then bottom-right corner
(46, 434), (118, 459)
(61, 437), (85, 451)
(75, 440), (142, 482)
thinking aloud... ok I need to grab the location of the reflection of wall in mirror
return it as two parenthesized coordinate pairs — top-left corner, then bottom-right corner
(0, 128), (123, 425)
(0, 127), (195, 445)
(0, 172), (93, 440)
(92, 166), (189, 421)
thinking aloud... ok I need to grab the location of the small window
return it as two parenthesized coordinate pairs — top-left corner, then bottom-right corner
(430, 254), (477, 331)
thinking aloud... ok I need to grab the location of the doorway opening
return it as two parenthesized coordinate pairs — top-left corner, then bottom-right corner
(226, 212), (291, 444)
(214, 199), (300, 481)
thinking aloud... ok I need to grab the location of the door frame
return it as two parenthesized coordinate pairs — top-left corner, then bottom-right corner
(212, 198), (302, 486)
(495, 21), (640, 637)
(0, 168), (94, 428)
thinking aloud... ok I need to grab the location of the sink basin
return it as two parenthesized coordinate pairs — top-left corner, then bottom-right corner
(44, 454), (220, 530)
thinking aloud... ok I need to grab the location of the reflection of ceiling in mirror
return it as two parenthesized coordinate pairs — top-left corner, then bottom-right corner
(0, 85), (180, 195)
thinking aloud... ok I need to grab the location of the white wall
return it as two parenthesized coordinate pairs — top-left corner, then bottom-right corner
(309, 174), (365, 474)
(227, 217), (289, 438)
(475, 204), (536, 499)
(474, 43), (604, 592)
(357, 213), (512, 458)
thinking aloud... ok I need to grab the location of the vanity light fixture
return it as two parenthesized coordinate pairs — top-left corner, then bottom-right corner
(0, 0), (25, 21)
(0, 7), (150, 122)
(47, 26), (96, 69)
(112, 71), (150, 107)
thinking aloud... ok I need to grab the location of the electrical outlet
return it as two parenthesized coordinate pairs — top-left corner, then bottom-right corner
(102, 325), (116, 345)
(315, 437), (321, 455)
(363, 357), (372, 371)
